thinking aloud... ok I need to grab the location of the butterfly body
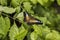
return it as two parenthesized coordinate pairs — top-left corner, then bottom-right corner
(24, 12), (43, 24)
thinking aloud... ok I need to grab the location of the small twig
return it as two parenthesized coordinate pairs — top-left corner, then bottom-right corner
(2, 13), (20, 22)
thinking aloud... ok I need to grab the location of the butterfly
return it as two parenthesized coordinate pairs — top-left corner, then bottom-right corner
(24, 12), (43, 24)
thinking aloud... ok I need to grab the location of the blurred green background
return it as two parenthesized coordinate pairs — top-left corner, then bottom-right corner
(0, 0), (60, 40)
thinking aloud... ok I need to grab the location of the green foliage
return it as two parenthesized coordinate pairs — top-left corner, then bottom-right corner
(37, 0), (54, 7)
(16, 12), (24, 22)
(32, 25), (60, 40)
(0, 6), (4, 12)
(0, 0), (7, 6)
(23, 2), (32, 11)
(0, 0), (60, 40)
(3, 7), (16, 14)
(9, 22), (19, 40)
(11, 0), (21, 7)
(30, 32), (38, 40)
(9, 23), (27, 40)
(57, 0), (60, 5)
(45, 30), (60, 40)
(15, 25), (27, 40)
(23, 2), (34, 14)
(0, 16), (10, 39)
(30, 0), (37, 4)
(0, 6), (16, 14)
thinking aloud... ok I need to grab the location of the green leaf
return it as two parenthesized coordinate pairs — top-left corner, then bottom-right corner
(9, 23), (27, 40)
(9, 22), (19, 40)
(23, 2), (32, 12)
(30, 0), (37, 4)
(37, 0), (54, 7)
(30, 32), (38, 40)
(0, 16), (10, 38)
(57, 0), (60, 5)
(3, 7), (16, 14)
(0, 6), (4, 12)
(13, 6), (21, 18)
(33, 25), (51, 38)
(16, 12), (24, 22)
(0, 0), (7, 6)
(0, 6), (16, 14)
(15, 25), (27, 40)
(43, 27), (50, 34)
(42, 27), (51, 38)
(11, 0), (20, 7)
(45, 30), (60, 40)
(33, 5), (46, 16)
(33, 25), (43, 36)
(3, 17), (10, 37)
(15, 6), (21, 13)
(39, 17), (51, 26)
(37, 0), (44, 6)
(0, 16), (6, 35)
(57, 14), (60, 20)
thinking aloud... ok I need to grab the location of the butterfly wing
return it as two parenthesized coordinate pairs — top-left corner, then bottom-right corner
(26, 17), (43, 24)
(24, 12), (43, 24)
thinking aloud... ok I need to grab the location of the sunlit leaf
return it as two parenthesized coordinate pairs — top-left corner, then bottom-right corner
(9, 22), (19, 40)
(3, 7), (16, 14)
(15, 25), (28, 40)
(15, 6), (21, 13)
(23, 2), (32, 12)
(16, 12), (24, 22)
(57, 0), (60, 5)
(0, 0), (7, 6)
(45, 30), (60, 40)
(30, 0), (37, 4)
(0, 6), (4, 12)
(37, 0), (54, 7)
(0, 16), (6, 35)
(11, 0), (20, 7)
(0, 16), (10, 38)
(33, 25), (43, 36)
(4, 17), (10, 37)
(30, 32), (38, 40)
